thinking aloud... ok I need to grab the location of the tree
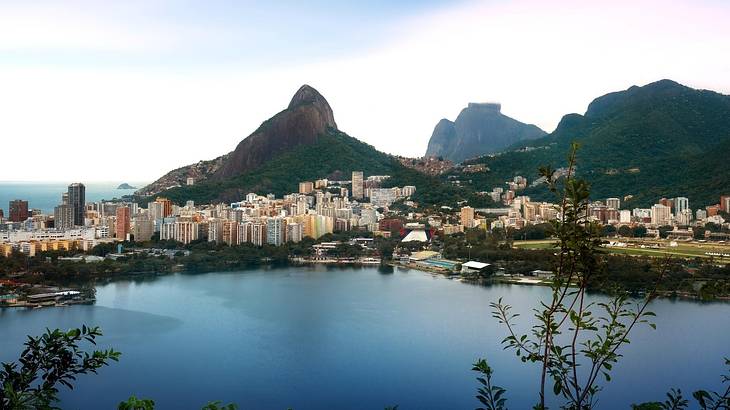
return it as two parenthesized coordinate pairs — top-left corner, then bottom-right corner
(118, 396), (155, 410)
(478, 144), (663, 409)
(633, 365), (730, 409)
(602, 224), (617, 237)
(633, 225), (648, 238)
(0, 326), (120, 409)
(618, 225), (632, 237)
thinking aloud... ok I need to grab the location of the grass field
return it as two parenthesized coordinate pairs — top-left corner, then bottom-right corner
(512, 240), (557, 250)
(512, 239), (730, 260)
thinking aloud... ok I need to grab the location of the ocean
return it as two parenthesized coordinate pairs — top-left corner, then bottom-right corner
(0, 181), (148, 215)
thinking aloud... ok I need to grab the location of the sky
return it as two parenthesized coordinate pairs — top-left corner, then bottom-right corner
(1, 0), (730, 182)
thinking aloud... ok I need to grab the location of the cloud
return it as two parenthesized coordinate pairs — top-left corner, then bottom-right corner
(0, 0), (729, 182)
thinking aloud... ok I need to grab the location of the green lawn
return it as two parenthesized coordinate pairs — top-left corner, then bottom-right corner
(511, 239), (730, 260)
(512, 240), (557, 250)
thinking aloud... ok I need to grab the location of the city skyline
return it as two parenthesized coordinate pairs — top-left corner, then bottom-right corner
(2, 0), (730, 181)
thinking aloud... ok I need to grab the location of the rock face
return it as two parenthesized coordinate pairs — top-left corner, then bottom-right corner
(212, 84), (337, 180)
(425, 102), (546, 163)
(139, 85), (337, 195)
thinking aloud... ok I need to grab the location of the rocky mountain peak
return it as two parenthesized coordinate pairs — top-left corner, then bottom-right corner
(287, 84), (337, 129)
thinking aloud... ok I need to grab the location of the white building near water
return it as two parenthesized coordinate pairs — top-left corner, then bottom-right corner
(462, 261), (491, 274)
(0, 228), (96, 243)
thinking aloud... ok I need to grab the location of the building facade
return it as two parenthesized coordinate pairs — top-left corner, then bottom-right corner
(67, 183), (86, 226)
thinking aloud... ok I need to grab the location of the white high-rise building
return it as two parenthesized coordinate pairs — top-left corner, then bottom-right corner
(651, 204), (672, 226)
(266, 217), (285, 246)
(676, 209), (692, 226)
(606, 198), (621, 210)
(674, 197), (689, 216)
(619, 210), (631, 224)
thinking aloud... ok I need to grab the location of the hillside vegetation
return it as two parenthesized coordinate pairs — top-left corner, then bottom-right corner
(152, 130), (469, 207)
(455, 80), (730, 207)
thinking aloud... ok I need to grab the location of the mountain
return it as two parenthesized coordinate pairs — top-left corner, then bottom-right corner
(457, 80), (730, 207)
(140, 85), (464, 206)
(425, 102), (546, 163)
(138, 85), (335, 195)
(213, 84), (337, 180)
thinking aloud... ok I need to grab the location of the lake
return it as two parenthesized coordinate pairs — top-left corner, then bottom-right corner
(1, 266), (728, 409)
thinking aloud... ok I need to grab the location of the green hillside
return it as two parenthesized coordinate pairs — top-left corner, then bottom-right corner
(151, 129), (467, 207)
(454, 80), (730, 208)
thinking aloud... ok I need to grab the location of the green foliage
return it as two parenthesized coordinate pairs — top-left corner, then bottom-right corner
(201, 401), (238, 410)
(472, 359), (507, 410)
(0, 326), (120, 409)
(142, 129), (472, 208)
(483, 144), (662, 409)
(455, 80), (730, 207)
(118, 396), (155, 410)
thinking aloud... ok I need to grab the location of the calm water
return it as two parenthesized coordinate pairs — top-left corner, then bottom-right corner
(1, 266), (729, 409)
(0, 182), (147, 214)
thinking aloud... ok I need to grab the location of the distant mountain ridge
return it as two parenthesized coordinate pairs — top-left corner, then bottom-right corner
(425, 102), (546, 163)
(459, 79), (730, 207)
(140, 79), (730, 209)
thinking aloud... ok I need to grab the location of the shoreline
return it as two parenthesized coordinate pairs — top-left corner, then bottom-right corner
(391, 261), (730, 303)
(3, 258), (729, 309)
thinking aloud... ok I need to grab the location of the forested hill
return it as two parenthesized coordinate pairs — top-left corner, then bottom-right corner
(137, 84), (471, 207)
(455, 79), (730, 207)
(151, 129), (465, 206)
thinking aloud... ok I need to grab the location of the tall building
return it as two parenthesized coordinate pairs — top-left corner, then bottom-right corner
(154, 197), (173, 218)
(351, 171), (364, 199)
(177, 221), (200, 244)
(251, 221), (266, 246)
(267, 217), (286, 246)
(460, 206), (475, 228)
(651, 204), (671, 226)
(674, 197), (689, 216)
(369, 188), (397, 207)
(67, 183), (86, 226)
(676, 209), (692, 226)
(721, 196), (730, 212)
(606, 198), (621, 210)
(115, 207), (130, 240)
(286, 222), (303, 243)
(132, 214), (154, 242)
(54, 204), (73, 230)
(222, 221), (238, 245)
(9, 200), (29, 222)
(298, 181), (314, 194)
(53, 193), (73, 230)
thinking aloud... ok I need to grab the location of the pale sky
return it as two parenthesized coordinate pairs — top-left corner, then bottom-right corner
(1, 0), (729, 182)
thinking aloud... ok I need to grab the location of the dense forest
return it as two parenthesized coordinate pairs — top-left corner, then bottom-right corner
(447, 80), (730, 207)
